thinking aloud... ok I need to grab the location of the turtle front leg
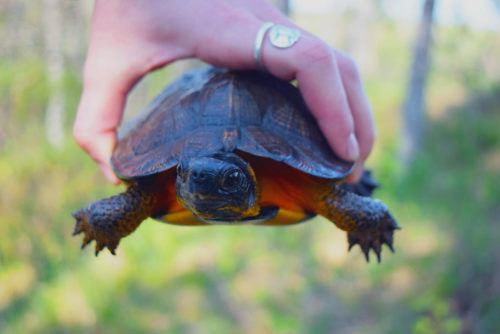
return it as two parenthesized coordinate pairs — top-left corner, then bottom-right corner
(316, 185), (400, 262)
(72, 185), (156, 256)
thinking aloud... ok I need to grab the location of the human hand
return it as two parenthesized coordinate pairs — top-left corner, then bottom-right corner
(73, 0), (375, 184)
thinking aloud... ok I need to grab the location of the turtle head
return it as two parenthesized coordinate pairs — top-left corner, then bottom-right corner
(175, 152), (260, 222)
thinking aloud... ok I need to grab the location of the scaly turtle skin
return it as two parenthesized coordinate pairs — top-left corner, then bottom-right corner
(73, 67), (400, 261)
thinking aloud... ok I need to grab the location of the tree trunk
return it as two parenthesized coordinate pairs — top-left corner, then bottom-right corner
(43, 0), (65, 148)
(400, 0), (436, 165)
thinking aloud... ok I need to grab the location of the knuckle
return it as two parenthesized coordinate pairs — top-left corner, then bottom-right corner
(82, 56), (133, 92)
(299, 39), (335, 67)
(81, 58), (103, 88)
(338, 54), (361, 83)
(209, 1), (249, 36)
(81, 70), (104, 94)
(72, 125), (92, 151)
(219, 4), (246, 24)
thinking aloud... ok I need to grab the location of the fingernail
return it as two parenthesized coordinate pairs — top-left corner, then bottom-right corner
(346, 133), (359, 162)
(99, 163), (121, 185)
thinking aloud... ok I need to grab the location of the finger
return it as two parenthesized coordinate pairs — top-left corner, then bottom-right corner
(335, 51), (375, 182)
(194, 10), (359, 162)
(222, 2), (361, 164)
(75, 0), (192, 184)
(73, 48), (147, 185)
(73, 80), (126, 185)
(73, 1), (135, 184)
(262, 35), (359, 162)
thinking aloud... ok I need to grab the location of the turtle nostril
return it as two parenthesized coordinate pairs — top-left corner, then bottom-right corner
(192, 170), (207, 181)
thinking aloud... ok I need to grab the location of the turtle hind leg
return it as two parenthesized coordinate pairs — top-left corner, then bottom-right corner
(72, 186), (156, 256)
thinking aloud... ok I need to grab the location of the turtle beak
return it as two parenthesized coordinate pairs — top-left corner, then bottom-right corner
(177, 159), (220, 196)
(175, 160), (220, 215)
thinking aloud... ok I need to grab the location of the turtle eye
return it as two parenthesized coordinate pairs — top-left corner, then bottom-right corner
(221, 169), (245, 192)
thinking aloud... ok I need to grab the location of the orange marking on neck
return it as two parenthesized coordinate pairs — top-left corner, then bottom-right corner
(143, 168), (185, 215)
(241, 153), (327, 214)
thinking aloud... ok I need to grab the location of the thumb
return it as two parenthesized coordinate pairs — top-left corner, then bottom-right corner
(73, 79), (130, 185)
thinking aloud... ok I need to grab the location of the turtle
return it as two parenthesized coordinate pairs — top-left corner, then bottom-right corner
(72, 66), (400, 262)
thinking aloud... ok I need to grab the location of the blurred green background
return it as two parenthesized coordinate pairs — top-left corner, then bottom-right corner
(1, 1), (499, 333)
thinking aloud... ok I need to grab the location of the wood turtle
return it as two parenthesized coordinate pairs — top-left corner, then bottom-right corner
(72, 67), (400, 261)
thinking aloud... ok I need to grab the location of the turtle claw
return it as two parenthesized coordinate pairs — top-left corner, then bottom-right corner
(95, 241), (105, 257)
(347, 212), (400, 263)
(94, 244), (117, 257)
(95, 240), (118, 256)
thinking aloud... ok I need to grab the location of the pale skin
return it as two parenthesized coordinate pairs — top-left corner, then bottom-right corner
(73, 0), (375, 184)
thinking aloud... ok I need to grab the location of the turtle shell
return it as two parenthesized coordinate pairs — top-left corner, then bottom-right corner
(112, 67), (353, 180)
